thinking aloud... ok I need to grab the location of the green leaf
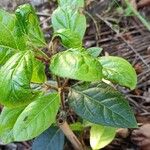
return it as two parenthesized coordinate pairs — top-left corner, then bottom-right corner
(98, 56), (137, 90)
(70, 122), (84, 131)
(0, 9), (26, 51)
(0, 48), (15, 66)
(55, 29), (82, 48)
(58, 0), (84, 8)
(15, 4), (46, 48)
(0, 107), (24, 144)
(68, 82), (137, 128)
(52, 6), (86, 40)
(50, 49), (103, 82)
(13, 93), (60, 141)
(32, 127), (64, 150)
(87, 47), (103, 57)
(0, 51), (36, 107)
(90, 124), (116, 149)
(31, 58), (47, 83)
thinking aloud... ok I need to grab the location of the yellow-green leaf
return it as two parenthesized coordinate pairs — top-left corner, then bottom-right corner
(90, 124), (116, 149)
(31, 59), (47, 83)
(0, 51), (36, 107)
(0, 107), (24, 144)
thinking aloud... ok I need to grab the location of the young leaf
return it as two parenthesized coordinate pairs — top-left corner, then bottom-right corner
(0, 107), (24, 144)
(32, 127), (64, 150)
(90, 124), (116, 149)
(98, 56), (137, 90)
(52, 6), (86, 40)
(58, 0), (84, 8)
(0, 51), (36, 107)
(0, 9), (26, 51)
(87, 47), (103, 57)
(68, 82), (137, 128)
(31, 58), (47, 83)
(50, 49), (103, 82)
(15, 4), (46, 48)
(13, 93), (60, 141)
(54, 29), (82, 48)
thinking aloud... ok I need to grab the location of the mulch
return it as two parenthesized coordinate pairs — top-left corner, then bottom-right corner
(0, 0), (150, 150)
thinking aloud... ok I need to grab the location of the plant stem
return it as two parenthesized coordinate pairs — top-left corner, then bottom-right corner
(44, 82), (58, 91)
(56, 76), (65, 110)
(58, 120), (84, 150)
(56, 77), (84, 149)
(62, 79), (69, 89)
(49, 19), (83, 149)
(48, 36), (59, 55)
(58, 87), (65, 110)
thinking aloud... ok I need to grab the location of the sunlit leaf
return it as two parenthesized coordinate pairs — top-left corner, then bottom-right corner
(0, 107), (24, 144)
(31, 58), (47, 83)
(52, 6), (86, 39)
(55, 29), (82, 48)
(90, 124), (116, 149)
(0, 48), (15, 66)
(0, 51), (36, 107)
(58, 0), (84, 8)
(13, 93), (60, 141)
(50, 49), (102, 82)
(98, 56), (137, 89)
(15, 4), (46, 48)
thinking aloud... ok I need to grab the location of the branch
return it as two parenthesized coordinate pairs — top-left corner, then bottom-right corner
(56, 76), (66, 110)
(58, 120), (84, 150)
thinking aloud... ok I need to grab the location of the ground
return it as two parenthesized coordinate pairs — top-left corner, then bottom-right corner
(0, 0), (150, 150)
